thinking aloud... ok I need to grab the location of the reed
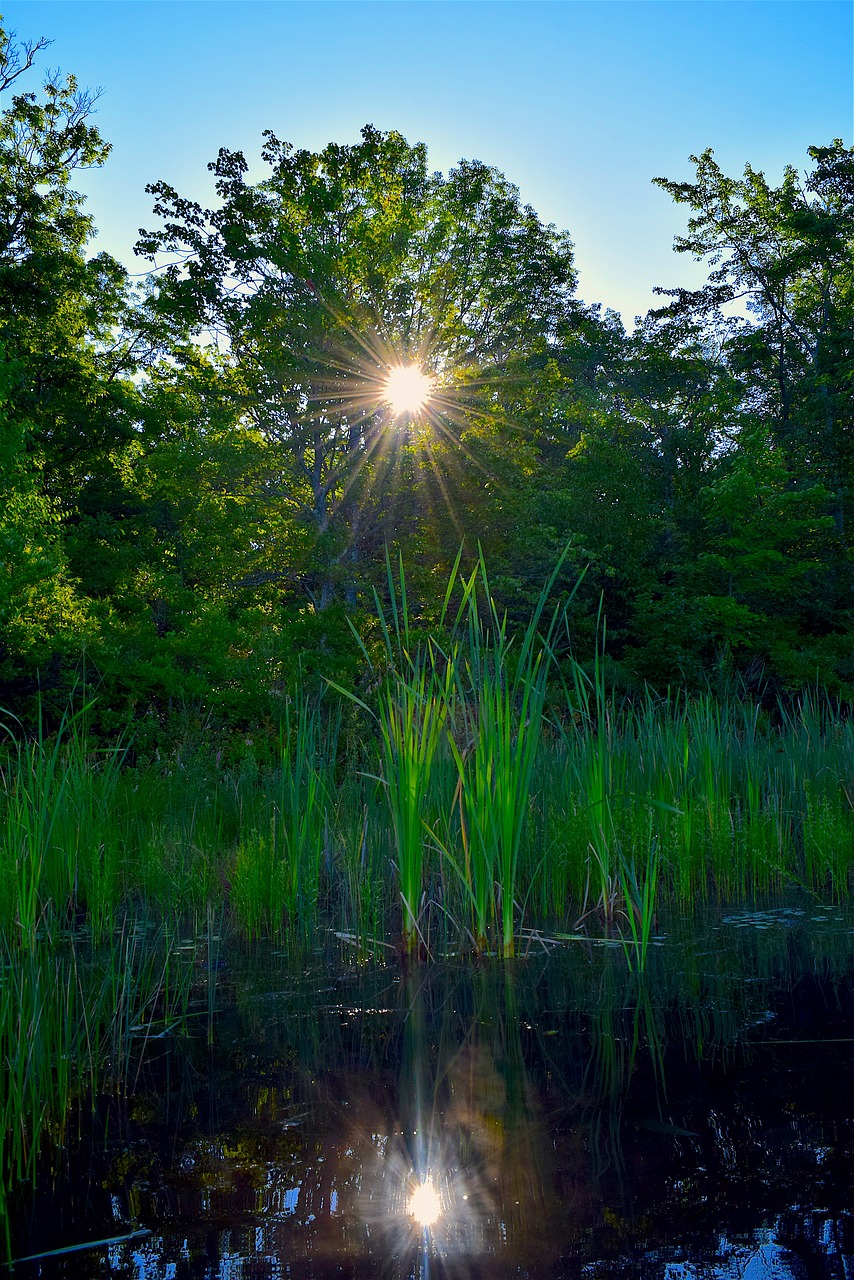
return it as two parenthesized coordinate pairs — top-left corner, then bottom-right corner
(558, 604), (621, 926)
(618, 829), (661, 972)
(0, 558), (852, 967)
(329, 552), (464, 956)
(231, 694), (334, 941)
(380, 649), (454, 955)
(447, 553), (559, 956)
(0, 709), (68, 945)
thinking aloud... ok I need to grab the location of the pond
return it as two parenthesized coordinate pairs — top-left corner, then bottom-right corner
(8, 903), (854, 1277)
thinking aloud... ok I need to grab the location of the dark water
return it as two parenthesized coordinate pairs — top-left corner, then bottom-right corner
(9, 905), (854, 1277)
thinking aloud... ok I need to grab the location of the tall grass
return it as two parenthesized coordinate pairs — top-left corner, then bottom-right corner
(0, 709), (128, 946)
(332, 553), (462, 956)
(560, 605), (619, 925)
(0, 922), (192, 1259)
(446, 554), (560, 956)
(0, 559), (852, 967)
(380, 647), (454, 955)
(231, 694), (335, 941)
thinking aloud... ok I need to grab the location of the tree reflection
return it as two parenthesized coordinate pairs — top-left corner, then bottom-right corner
(12, 918), (854, 1275)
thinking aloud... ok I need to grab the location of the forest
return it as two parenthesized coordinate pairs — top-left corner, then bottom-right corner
(1, 21), (851, 738)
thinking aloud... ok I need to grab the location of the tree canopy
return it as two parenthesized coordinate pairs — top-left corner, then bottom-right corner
(136, 125), (580, 607)
(1, 17), (851, 734)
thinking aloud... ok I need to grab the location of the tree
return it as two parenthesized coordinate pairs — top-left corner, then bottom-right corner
(652, 144), (854, 656)
(137, 125), (580, 607)
(0, 18), (149, 713)
(0, 352), (92, 687)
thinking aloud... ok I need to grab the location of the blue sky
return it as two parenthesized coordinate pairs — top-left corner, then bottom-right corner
(5, 1), (852, 326)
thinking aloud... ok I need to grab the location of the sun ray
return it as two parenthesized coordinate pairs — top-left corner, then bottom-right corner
(419, 437), (466, 541)
(250, 291), (527, 567)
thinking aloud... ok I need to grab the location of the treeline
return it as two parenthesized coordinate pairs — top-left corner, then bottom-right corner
(1, 20), (852, 740)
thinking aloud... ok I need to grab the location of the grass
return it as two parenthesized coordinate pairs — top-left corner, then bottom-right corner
(232, 693), (336, 941)
(444, 553), (559, 956)
(1, 557), (853, 1242)
(0, 919), (192, 1259)
(1, 577), (853, 969)
(1, 667), (852, 971)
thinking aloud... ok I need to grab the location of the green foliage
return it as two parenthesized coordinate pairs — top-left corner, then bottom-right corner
(136, 123), (579, 612)
(649, 142), (854, 685)
(0, 372), (92, 672)
(0, 11), (851, 738)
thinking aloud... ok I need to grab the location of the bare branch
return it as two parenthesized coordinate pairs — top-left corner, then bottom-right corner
(0, 25), (52, 94)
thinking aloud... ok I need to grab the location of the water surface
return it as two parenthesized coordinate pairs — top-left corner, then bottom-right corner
(10, 904), (854, 1277)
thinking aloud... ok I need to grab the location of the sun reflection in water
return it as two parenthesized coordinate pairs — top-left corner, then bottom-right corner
(408, 1177), (442, 1226)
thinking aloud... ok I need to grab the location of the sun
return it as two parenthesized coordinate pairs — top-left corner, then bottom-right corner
(384, 364), (433, 416)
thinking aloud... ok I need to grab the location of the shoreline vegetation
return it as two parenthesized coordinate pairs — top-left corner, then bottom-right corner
(4, 553), (853, 968)
(2, 554), (853, 1251)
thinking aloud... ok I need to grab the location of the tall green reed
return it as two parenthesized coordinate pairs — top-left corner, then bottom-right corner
(330, 552), (462, 956)
(380, 650), (453, 955)
(0, 709), (68, 946)
(232, 694), (335, 941)
(446, 552), (563, 956)
(0, 706), (133, 946)
(558, 603), (621, 927)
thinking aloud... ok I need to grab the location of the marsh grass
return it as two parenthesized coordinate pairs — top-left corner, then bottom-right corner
(560, 606), (620, 926)
(2, 565), (852, 969)
(0, 629), (851, 970)
(0, 919), (192, 1259)
(330, 552), (466, 956)
(1, 561), (854, 1237)
(443, 552), (563, 956)
(231, 694), (336, 941)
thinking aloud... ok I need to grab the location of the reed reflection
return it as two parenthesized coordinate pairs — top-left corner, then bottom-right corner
(14, 912), (854, 1274)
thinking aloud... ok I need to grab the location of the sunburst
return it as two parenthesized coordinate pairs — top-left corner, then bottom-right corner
(384, 364), (434, 416)
(258, 292), (513, 566)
